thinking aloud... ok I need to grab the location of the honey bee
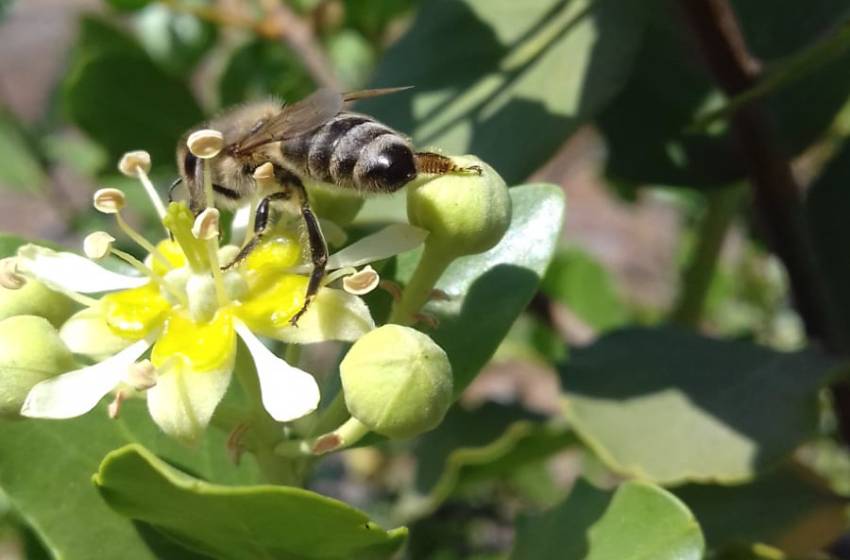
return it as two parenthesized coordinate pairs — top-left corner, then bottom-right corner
(174, 88), (480, 325)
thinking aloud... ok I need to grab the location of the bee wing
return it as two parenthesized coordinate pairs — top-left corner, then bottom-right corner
(342, 86), (413, 103)
(235, 88), (344, 151)
(234, 87), (413, 152)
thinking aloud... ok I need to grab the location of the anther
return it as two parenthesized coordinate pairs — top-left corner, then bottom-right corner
(0, 257), (26, 289)
(93, 188), (126, 214)
(343, 266), (380, 295)
(126, 359), (157, 390)
(83, 231), (115, 260)
(118, 150), (151, 177)
(187, 129), (224, 159)
(192, 208), (221, 240)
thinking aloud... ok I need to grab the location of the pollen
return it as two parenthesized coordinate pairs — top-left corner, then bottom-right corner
(151, 308), (236, 372)
(236, 274), (308, 334)
(101, 284), (171, 339)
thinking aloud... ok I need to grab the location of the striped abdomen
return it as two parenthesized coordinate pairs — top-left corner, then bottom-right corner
(280, 112), (417, 193)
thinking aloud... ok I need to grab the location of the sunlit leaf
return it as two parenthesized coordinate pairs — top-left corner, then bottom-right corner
(95, 444), (408, 560)
(359, 0), (649, 184)
(561, 327), (836, 484)
(512, 480), (704, 560)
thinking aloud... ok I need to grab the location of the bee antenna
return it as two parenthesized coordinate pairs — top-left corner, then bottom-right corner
(168, 177), (183, 203)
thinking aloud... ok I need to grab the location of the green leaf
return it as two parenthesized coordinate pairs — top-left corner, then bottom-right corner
(807, 140), (850, 346)
(542, 248), (629, 331)
(0, 109), (46, 193)
(424, 184), (565, 396)
(95, 444), (408, 560)
(358, 0), (649, 184)
(0, 401), (260, 560)
(104, 0), (153, 11)
(676, 467), (847, 554)
(405, 403), (574, 520)
(512, 480), (705, 560)
(218, 39), (315, 107)
(561, 327), (836, 484)
(135, 5), (218, 75)
(63, 18), (203, 166)
(599, 2), (850, 188)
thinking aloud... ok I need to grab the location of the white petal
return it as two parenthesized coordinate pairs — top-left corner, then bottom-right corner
(21, 339), (151, 419)
(234, 321), (320, 422)
(321, 224), (428, 271)
(17, 244), (147, 293)
(270, 287), (375, 344)
(146, 354), (234, 444)
(60, 306), (134, 360)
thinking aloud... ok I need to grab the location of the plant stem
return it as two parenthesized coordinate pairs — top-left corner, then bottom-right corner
(678, 0), (845, 351)
(678, 0), (850, 444)
(388, 244), (453, 326)
(233, 359), (302, 485)
(671, 186), (745, 326)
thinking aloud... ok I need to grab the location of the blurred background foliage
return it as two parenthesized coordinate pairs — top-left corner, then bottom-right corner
(3, 0), (850, 558)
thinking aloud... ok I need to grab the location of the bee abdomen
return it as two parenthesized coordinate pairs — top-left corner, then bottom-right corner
(353, 136), (416, 193)
(282, 112), (416, 193)
(306, 114), (372, 183)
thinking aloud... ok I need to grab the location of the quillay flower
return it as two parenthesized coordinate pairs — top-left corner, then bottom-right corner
(10, 142), (427, 443)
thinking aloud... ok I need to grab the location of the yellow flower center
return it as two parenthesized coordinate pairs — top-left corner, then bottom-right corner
(101, 284), (170, 339)
(151, 308), (236, 372)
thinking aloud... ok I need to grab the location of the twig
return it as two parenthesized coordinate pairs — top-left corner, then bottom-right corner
(678, 0), (844, 351)
(678, 0), (850, 445)
(259, 0), (340, 90)
(671, 186), (746, 327)
(162, 0), (339, 90)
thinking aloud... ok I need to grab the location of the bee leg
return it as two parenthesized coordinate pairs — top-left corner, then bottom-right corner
(222, 191), (288, 270)
(282, 175), (328, 327)
(415, 152), (483, 176)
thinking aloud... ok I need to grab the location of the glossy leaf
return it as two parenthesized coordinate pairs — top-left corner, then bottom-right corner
(423, 184), (565, 396)
(512, 480), (704, 560)
(218, 39), (315, 108)
(407, 403), (575, 520)
(599, 1), (850, 187)
(807, 139), (850, 346)
(0, 401), (259, 560)
(105, 0), (153, 11)
(62, 18), (202, 166)
(0, 109), (46, 193)
(95, 444), (408, 560)
(676, 467), (847, 555)
(134, 4), (218, 76)
(561, 327), (836, 484)
(542, 248), (629, 331)
(358, 0), (648, 184)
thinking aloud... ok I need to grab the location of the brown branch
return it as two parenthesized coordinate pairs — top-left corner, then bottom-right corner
(678, 0), (844, 351)
(259, 0), (340, 90)
(678, 0), (850, 446)
(164, 0), (339, 91)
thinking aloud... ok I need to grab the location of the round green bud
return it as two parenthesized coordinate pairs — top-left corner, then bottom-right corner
(0, 278), (76, 327)
(340, 324), (452, 439)
(407, 155), (511, 258)
(0, 315), (76, 418)
(306, 179), (365, 226)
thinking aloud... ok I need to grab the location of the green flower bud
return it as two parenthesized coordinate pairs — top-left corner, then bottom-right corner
(0, 278), (76, 327)
(340, 324), (452, 438)
(0, 315), (76, 418)
(407, 155), (511, 258)
(306, 179), (365, 226)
